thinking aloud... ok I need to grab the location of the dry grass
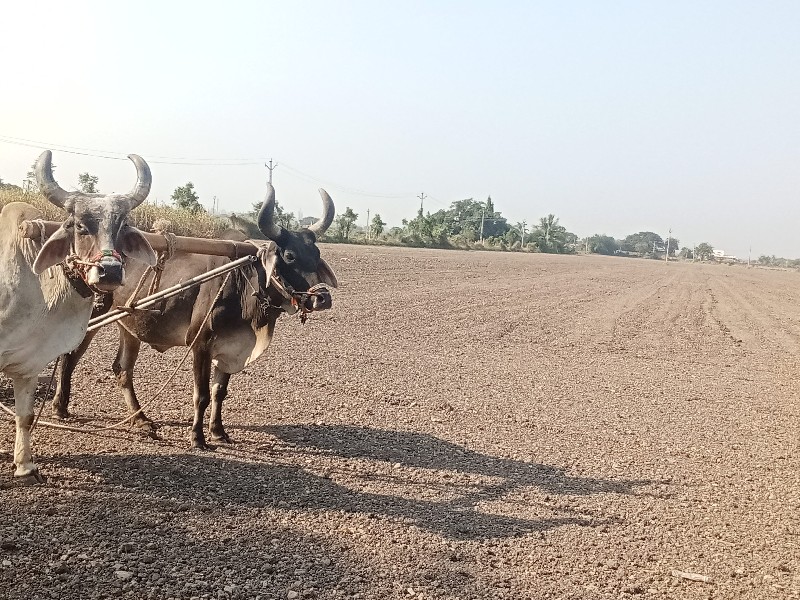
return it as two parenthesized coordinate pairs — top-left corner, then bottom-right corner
(0, 188), (229, 238)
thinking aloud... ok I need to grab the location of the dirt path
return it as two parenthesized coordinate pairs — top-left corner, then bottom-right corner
(1, 247), (798, 599)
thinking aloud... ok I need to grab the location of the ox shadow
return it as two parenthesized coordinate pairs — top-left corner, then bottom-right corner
(257, 424), (654, 498)
(46, 450), (602, 541)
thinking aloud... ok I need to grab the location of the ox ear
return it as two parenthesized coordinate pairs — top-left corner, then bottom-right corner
(32, 225), (72, 274)
(119, 227), (157, 266)
(316, 258), (338, 288)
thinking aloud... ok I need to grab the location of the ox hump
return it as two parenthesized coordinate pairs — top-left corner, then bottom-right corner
(0, 202), (44, 239)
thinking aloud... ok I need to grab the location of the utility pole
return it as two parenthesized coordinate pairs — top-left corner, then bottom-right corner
(265, 159), (278, 185)
(366, 208), (370, 241)
(479, 206), (486, 244)
(665, 228), (671, 263)
(748, 245), (751, 268)
(417, 192), (426, 213)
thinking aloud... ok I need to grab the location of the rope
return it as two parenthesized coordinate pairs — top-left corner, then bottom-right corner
(123, 233), (176, 307)
(30, 356), (59, 434)
(125, 267), (153, 308)
(0, 272), (235, 437)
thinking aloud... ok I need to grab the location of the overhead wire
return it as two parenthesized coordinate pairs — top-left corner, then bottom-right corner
(0, 135), (263, 165)
(0, 134), (430, 202)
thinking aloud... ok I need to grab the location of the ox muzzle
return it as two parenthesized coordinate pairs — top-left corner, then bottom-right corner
(303, 287), (332, 312)
(81, 250), (126, 293)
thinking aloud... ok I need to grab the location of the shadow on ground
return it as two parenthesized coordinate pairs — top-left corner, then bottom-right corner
(35, 424), (658, 541)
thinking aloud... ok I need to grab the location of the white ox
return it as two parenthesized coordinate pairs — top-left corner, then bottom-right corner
(0, 151), (156, 483)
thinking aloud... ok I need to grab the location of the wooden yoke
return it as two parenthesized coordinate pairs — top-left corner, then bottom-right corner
(19, 220), (261, 259)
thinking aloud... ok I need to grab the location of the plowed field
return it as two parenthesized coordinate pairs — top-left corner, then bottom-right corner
(2, 246), (799, 599)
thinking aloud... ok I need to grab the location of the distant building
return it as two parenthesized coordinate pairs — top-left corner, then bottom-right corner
(298, 216), (315, 228)
(713, 249), (738, 262)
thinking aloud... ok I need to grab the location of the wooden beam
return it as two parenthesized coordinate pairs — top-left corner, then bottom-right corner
(19, 220), (263, 259)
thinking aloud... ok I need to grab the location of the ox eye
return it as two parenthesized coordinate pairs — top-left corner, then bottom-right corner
(284, 250), (296, 262)
(75, 223), (88, 235)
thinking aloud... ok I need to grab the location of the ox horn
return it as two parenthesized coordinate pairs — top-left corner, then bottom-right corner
(126, 154), (152, 208)
(35, 150), (70, 208)
(257, 183), (283, 241)
(307, 188), (335, 236)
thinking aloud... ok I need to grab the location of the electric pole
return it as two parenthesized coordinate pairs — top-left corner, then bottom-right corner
(366, 209), (370, 241)
(265, 159), (278, 185)
(479, 206), (486, 243)
(665, 228), (671, 263)
(418, 192), (426, 213)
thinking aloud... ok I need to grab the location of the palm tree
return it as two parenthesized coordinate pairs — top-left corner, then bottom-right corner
(535, 214), (566, 253)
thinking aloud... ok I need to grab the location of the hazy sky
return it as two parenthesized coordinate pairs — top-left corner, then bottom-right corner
(2, 1), (798, 258)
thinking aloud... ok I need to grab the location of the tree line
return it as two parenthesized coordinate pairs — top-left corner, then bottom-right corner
(7, 168), (782, 263)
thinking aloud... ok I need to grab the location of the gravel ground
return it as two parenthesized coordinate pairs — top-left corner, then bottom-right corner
(1, 246), (799, 599)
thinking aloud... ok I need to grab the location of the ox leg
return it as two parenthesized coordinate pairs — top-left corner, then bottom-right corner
(52, 330), (98, 419)
(11, 375), (44, 483)
(190, 348), (213, 450)
(113, 327), (156, 433)
(209, 369), (233, 444)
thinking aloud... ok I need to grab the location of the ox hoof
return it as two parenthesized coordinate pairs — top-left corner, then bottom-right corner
(190, 440), (214, 452)
(13, 470), (46, 486)
(210, 431), (233, 445)
(135, 420), (161, 439)
(133, 417), (159, 431)
(52, 405), (71, 420)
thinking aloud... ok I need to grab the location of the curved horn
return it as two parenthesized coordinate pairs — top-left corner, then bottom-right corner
(126, 154), (152, 208)
(257, 183), (282, 241)
(307, 188), (335, 236)
(35, 150), (70, 208)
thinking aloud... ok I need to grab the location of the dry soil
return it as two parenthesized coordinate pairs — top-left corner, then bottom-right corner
(1, 246), (799, 600)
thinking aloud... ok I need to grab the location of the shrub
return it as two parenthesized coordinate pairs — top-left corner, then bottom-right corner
(0, 189), (228, 238)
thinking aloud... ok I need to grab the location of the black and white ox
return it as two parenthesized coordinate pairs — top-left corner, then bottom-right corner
(53, 183), (337, 449)
(0, 151), (156, 482)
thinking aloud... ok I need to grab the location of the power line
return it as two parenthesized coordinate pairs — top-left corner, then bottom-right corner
(0, 133), (450, 204)
(0, 134), (267, 164)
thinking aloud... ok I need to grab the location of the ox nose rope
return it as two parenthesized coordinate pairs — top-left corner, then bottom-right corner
(63, 249), (126, 298)
(263, 274), (331, 324)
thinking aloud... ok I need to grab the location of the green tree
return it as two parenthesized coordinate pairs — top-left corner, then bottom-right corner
(587, 234), (618, 255)
(247, 199), (294, 228)
(370, 213), (386, 237)
(757, 255), (775, 266)
(622, 231), (663, 256)
(533, 214), (568, 253)
(335, 207), (359, 239)
(77, 172), (99, 194)
(695, 242), (714, 261)
(678, 246), (693, 259)
(275, 203), (295, 229)
(171, 182), (205, 213)
(24, 160), (48, 193)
